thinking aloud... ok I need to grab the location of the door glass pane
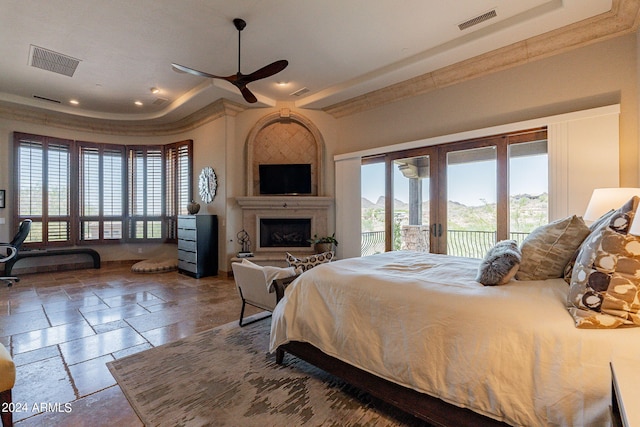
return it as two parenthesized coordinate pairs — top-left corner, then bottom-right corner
(509, 140), (548, 245)
(447, 146), (497, 258)
(393, 156), (430, 252)
(361, 162), (386, 256)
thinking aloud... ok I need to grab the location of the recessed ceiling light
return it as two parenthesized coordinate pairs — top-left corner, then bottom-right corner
(276, 81), (289, 86)
(70, 99), (79, 105)
(150, 87), (160, 94)
(134, 101), (143, 106)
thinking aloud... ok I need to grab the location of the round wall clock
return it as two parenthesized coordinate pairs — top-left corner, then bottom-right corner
(198, 167), (217, 204)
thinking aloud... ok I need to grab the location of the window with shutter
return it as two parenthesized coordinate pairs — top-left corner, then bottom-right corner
(128, 146), (163, 240)
(79, 143), (125, 242)
(164, 141), (193, 242)
(14, 133), (72, 246)
(13, 132), (193, 246)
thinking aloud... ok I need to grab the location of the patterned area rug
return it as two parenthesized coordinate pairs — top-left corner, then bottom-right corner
(107, 317), (427, 427)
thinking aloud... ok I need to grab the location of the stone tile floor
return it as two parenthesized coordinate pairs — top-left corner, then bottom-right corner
(0, 262), (261, 426)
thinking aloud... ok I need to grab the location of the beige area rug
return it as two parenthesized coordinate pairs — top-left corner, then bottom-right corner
(107, 317), (428, 427)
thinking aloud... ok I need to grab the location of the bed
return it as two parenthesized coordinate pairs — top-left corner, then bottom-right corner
(269, 250), (640, 426)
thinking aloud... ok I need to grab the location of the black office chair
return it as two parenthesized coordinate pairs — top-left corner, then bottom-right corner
(1, 219), (32, 287)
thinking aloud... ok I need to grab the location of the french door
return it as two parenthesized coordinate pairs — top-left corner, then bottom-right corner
(360, 128), (548, 257)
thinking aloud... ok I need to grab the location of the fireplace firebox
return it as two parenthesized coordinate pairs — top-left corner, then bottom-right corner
(259, 218), (311, 248)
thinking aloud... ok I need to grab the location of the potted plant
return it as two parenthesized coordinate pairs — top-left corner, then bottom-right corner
(308, 233), (338, 254)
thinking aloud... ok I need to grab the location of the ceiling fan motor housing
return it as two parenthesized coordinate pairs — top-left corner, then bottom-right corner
(233, 18), (247, 31)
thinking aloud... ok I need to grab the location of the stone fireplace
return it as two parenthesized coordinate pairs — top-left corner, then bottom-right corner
(236, 196), (333, 256)
(235, 109), (333, 264)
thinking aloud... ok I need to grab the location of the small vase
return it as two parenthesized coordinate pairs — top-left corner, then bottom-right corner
(187, 200), (200, 214)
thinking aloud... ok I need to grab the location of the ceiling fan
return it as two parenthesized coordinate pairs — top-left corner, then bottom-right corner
(172, 18), (288, 104)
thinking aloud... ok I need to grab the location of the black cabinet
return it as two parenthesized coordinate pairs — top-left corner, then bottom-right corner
(177, 215), (218, 278)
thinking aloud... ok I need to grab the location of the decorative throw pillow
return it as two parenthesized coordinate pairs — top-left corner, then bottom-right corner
(563, 209), (614, 284)
(567, 197), (640, 328)
(286, 251), (334, 272)
(516, 215), (591, 281)
(475, 240), (522, 286)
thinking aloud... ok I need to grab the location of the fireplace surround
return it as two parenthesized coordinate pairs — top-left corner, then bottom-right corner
(236, 196), (333, 256)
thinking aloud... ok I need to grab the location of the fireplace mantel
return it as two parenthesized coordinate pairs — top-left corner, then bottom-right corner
(236, 196), (333, 209)
(236, 196), (334, 257)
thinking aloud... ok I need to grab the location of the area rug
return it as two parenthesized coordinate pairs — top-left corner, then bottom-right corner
(107, 318), (426, 427)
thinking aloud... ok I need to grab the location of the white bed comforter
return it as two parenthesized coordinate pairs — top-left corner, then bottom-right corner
(270, 251), (640, 427)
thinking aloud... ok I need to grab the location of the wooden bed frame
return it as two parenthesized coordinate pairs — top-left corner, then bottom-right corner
(275, 342), (509, 426)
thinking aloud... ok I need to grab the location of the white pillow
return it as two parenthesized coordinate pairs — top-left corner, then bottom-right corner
(240, 258), (297, 291)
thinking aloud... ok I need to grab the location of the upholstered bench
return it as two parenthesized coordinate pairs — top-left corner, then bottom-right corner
(0, 343), (15, 427)
(4, 248), (100, 276)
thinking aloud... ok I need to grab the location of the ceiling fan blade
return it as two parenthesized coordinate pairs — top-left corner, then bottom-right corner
(239, 86), (258, 103)
(171, 63), (231, 81)
(172, 19), (288, 104)
(241, 60), (289, 84)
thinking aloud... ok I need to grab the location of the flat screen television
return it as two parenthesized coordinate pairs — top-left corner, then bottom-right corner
(259, 163), (312, 195)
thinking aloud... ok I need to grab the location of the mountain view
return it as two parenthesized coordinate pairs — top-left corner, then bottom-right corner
(361, 193), (548, 233)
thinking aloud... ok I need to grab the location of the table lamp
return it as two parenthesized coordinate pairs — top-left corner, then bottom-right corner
(583, 188), (640, 224)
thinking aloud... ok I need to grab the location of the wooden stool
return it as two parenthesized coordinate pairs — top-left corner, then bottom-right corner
(0, 344), (15, 427)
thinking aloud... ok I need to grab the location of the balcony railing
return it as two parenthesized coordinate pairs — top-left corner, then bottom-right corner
(361, 231), (385, 256)
(361, 229), (530, 258)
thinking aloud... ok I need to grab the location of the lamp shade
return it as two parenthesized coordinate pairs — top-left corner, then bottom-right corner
(583, 188), (640, 223)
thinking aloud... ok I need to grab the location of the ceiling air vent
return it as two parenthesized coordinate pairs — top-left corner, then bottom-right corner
(458, 9), (497, 31)
(29, 45), (80, 77)
(290, 87), (310, 97)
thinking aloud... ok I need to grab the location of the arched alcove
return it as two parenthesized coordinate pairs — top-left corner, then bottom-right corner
(246, 110), (324, 196)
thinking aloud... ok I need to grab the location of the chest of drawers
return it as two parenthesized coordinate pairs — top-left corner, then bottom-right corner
(177, 215), (218, 278)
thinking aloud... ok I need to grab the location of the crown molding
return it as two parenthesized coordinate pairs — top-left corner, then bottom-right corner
(323, 0), (640, 119)
(0, 98), (247, 136)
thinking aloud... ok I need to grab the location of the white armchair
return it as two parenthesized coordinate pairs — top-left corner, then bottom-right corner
(231, 260), (298, 326)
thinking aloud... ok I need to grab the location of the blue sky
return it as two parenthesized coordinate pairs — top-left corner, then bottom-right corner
(361, 154), (548, 206)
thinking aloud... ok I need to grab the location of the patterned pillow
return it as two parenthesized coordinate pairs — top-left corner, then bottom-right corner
(286, 251), (334, 272)
(567, 196), (640, 328)
(475, 240), (522, 286)
(516, 215), (590, 281)
(563, 209), (614, 284)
